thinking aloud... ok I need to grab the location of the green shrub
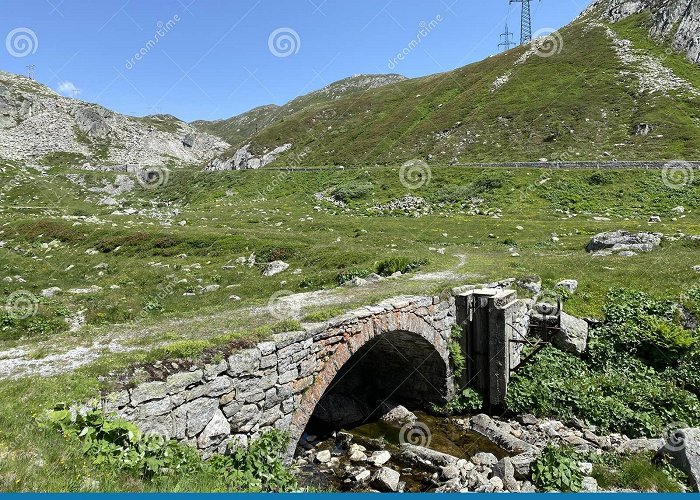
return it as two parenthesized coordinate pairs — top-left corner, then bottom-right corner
(40, 405), (297, 491)
(332, 181), (373, 201)
(430, 388), (484, 416)
(588, 172), (613, 186)
(448, 324), (466, 377)
(207, 431), (297, 492)
(375, 257), (428, 277)
(335, 267), (373, 285)
(433, 185), (474, 203)
(531, 444), (583, 492)
(508, 288), (700, 438)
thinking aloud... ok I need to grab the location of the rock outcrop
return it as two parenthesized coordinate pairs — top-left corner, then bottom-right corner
(0, 71), (229, 167)
(207, 143), (293, 170)
(589, 0), (700, 65)
(586, 230), (663, 254)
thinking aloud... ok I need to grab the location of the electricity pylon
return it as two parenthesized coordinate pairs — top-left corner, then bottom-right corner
(509, 0), (538, 44)
(498, 24), (516, 52)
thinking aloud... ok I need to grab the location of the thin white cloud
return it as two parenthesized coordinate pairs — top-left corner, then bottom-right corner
(57, 81), (81, 96)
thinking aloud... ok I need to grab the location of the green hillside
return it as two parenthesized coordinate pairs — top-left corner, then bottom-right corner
(207, 12), (699, 166)
(192, 74), (406, 150)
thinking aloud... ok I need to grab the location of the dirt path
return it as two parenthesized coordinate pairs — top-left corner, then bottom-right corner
(0, 264), (477, 380)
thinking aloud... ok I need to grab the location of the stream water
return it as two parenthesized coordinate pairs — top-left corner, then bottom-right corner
(295, 411), (508, 492)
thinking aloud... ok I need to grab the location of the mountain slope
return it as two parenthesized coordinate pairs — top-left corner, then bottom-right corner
(206, 0), (699, 167)
(0, 71), (229, 167)
(588, 0), (700, 63)
(192, 74), (406, 149)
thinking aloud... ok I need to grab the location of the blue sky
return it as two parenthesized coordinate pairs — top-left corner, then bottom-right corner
(1, 0), (589, 122)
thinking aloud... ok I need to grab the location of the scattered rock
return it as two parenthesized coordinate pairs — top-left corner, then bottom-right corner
(369, 450), (392, 466)
(470, 414), (538, 454)
(489, 476), (504, 492)
(349, 449), (368, 462)
(581, 476), (599, 492)
(315, 450), (332, 464)
(579, 462), (594, 475)
(41, 287), (62, 298)
(440, 464), (460, 480)
(262, 260), (289, 277)
(518, 414), (539, 426)
(492, 457), (519, 491)
(551, 312), (589, 355)
(556, 279), (578, 293)
(517, 276), (542, 295)
(471, 452), (498, 467)
(586, 230), (662, 254)
(634, 123), (652, 136)
(371, 467), (401, 492)
(378, 402), (417, 427)
(510, 453), (538, 480)
(67, 285), (103, 295)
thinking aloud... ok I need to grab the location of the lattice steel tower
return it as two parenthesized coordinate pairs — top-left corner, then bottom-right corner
(510, 0), (533, 44)
(498, 24), (516, 52)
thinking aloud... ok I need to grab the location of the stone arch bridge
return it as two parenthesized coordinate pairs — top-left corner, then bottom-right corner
(102, 286), (526, 458)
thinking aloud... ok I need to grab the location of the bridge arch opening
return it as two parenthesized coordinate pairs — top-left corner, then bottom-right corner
(300, 330), (451, 439)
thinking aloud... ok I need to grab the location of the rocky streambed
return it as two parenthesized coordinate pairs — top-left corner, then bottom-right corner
(292, 409), (690, 493)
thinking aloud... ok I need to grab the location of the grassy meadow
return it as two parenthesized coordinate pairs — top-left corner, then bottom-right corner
(1, 162), (700, 490)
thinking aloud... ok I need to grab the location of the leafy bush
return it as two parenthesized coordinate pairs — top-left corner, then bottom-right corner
(207, 432), (297, 492)
(448, 324), (466, 377)
(41, 405), (297, 491)
(375, 257), (428, 277)
(430, 388), (484, 416)
(588, 172), (613, 186)
(433, 185), (474, 203)
(507, 288), (700, 438)
(531, 444), (583, 492)
(432, 176), (503, 203)
(332, 181), (373, 201)
(335, 267), (373, 285)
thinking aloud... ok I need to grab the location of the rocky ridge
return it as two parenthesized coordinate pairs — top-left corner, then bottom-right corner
(588, 0), (700, 64)
(0, 71), (229, 167)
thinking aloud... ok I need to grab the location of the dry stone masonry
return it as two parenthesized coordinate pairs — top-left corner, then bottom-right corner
(102, 285), (529, 459)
